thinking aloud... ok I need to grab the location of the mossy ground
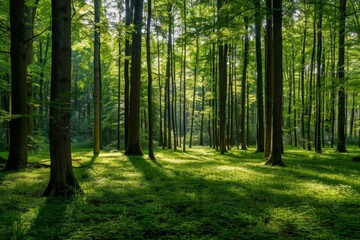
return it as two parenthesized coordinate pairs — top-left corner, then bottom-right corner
(0, 146), (360, 239)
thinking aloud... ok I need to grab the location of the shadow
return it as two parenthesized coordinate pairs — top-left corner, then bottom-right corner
(26, 197), (68, 239)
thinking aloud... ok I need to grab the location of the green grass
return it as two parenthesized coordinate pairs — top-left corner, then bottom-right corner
(0, 146), (360, 239)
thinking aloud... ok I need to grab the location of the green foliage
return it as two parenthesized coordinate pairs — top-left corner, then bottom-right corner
(1, 147), (360, 239)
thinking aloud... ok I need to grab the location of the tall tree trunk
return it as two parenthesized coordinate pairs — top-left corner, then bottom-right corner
(93, 0), (101, 155)
(6, 0), (28, 170)
(43, 0), (80, 196)
(117, 37), (121, 150)
(182, 0), (187, 152)
(264, 0), (273, 158)
(266, 0), (285, 166)
(330, 25), (336, 148)
(349, 92), (356, 138)
(124, 0), (132, 149)
(315, 2), (323, 153)
(147, 0), (155, 159)
(166, 3), (172, 149)
(200, 79), (205, 145)
(300, 7), (307, 149)
(241, 16), (249, 150)
(125, 0), (144, 155)
(307, 7), (316, 151)
(337, 0), (347, 152)
(189, 36), (199, 148)
(292, 45), (297, 147)
(156, 22), (163, 148)
(218, 0), (227, 154)
(254, 0), (264, 152)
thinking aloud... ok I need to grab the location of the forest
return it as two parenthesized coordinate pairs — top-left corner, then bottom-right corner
(0, 0), (360, 239)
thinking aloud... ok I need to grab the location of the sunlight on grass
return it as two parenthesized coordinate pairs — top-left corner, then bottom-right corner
(0, 146), (359, 239)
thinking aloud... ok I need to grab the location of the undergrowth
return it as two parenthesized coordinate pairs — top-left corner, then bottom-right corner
(0, 146), (359, 239)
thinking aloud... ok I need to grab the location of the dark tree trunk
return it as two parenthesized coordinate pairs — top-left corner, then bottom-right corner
(264, 0), (273, 158)
(337, 0), (347, 152)
(266, 0), (285, 166)
(93, 0), (101, 155)
(307, 7), (316, 151)
(200, 80), (205, 146)
(117, 37), (121, 150)
(241, 16), (249, 151)
(6, 0), (28, 170)
(43, 0), (80, 196)
(189, 36), (199, 148)
(125, 0), (144, 155)
(300, 8), (307, 149)
(182, 0), (187, 152)
(124, 0), (132, 149)
(156, 23), (163, 148)
(315, 2), (323, 153)
(166, 3), (172, 149)
(254, 0), (264, 152)
(146, 0), (155, 160)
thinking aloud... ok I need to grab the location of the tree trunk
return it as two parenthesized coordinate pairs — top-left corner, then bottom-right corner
(43, 0), (80, 196)
(117, 37), (121, 150)
(182, 0), (187, 152)
(124, 0), (132, 149)
(265, 0), (285, 166)
(300, 8), (307, 149)
(241, 16), (249, 151)
(93, 0), (101, 155)
(124, 0), (144, 155)
(254, 0), (264, 152)
(337, 0), (347, 152)
(6, 0), (28, 170)
(200, 79), (205, 146)
(146, 0), (155, 160)
(315, 2), (323, 153)
(307, 7), (316, 151)
(189, 36), (199, 148)
(264, 0), (273, 158)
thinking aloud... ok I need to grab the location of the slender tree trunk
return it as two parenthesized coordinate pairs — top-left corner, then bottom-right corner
(93, 0), (101, 155)
(200, 78), (205, 146)
(6, 0), (28, 170)
(292, 45), (297, 147)
(350, 92), (356, 137)
(189, 36), (199, 148)
(183, 0), (187, 152)
(43, 0), (80, 196)
(156, 22), (163, 148)
(307, 8), (316, 151)
(264, 0), (273, 158)
(166, 3), (172, 149)
(125, 0), (144, 155)
(254, 0), (264, 152)
(147, 0), (155, 159)
(124, 0), (132, 149)
(117, 37), (121, 150)
(315, 2), (323, 153)
(241, 16), (249, 150)
(337, 0), (347, 152)
(300, 8), (307, 149)
(266, 0), (285, 166)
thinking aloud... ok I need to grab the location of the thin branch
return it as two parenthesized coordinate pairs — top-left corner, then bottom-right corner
(25, 26), (51, 43)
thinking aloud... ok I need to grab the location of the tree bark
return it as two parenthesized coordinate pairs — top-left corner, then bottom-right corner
(6, 0), (28, 170)
(254, 0), (264, 152)
(266, 0), (285, 166)
(337, 0), (347, 152)
(264, 0), (273, 158)
(93, 0), (101, 155)
(43, 0), (80, 196)
(241, 16), (249, 151)
(146, 0), (155, 159)
(124, 0), (144, 155)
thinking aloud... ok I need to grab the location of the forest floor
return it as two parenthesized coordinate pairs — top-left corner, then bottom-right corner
(0, 146), (360, 239)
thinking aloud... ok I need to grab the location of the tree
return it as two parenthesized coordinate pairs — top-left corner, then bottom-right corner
(43, 0), (80, 196)
(93, 0), (101, 155)
(241, 16), (249, 151)
(337, 0), (347, 153)
(6, 0), (28, 170)
(124, 0), (144, 155)
(218, 0), (228, 155)
(266, 0), (285, 166)
(254, 0), (264, 153)
(146, 0), (155, 160)
(264, 0), (273, 158)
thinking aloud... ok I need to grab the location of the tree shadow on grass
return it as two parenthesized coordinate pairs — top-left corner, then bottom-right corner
(26, 197), (68, 239)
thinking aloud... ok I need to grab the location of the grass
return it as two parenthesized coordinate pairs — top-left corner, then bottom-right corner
(0, 146), (360, 239)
